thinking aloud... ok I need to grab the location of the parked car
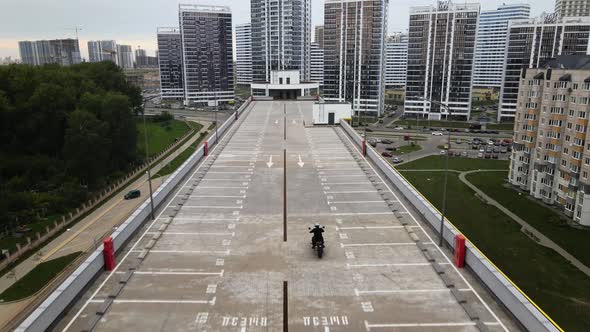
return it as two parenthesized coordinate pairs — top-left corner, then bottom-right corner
(381, 139), (393, 144)
(381, 151), (393, 158)
(386, 146), (395, 151)
(393, 126), (405, 131)
(461, 151), (468, 157)
(392, 157), (404, 164)
(124, 189), (141, 200)
(479, 148), (485, 153)
(432, 131), (444, 136)
(440, 150), (447, 155)
(455, 139), (462, 144)
(472, 144), (479, 150)
(368, 139), (377, 147)
(366, 128), (374, 132)
(500, 146), (508, 153)
(493, 146), (500, 153)
(488, 140), (495, 146)
(477, 152), (484, 158)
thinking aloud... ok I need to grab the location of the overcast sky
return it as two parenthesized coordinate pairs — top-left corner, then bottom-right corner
(0, 0), (554, 60)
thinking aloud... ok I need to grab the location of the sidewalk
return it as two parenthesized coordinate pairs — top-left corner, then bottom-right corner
(0, 121), (211, 326)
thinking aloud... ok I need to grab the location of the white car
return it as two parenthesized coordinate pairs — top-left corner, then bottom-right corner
(432, 131), (444, 136)
(440, 150), (447, 155)
(393, 126), (405, 131)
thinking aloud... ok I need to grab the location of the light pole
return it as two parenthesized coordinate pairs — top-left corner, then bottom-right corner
(419, 97), (451, 247)
(142, 108), (155, 220)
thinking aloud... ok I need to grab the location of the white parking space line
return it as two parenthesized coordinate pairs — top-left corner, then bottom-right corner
(207, 172), (253, 174)
(337, 226), (404, 230)
(323, 182), (372, 185)
(355, 288), (471, 296)
(319, 168), (364, 171)
(328, 201), (385, 204)
(198, 186), (249, 189)
(347, 263), (452, 268)
(89, 299), (214, 304)
(321, 175), (368, 178)
(331, 212), (393, 216)
(364, 321), (500, 330)
(146, 232), (235, 236)
(181, 206), (243, 209)
(341, 242), (429, 248)
(324, 191), (377, 194)
(131, 271), (224, 276)
(338, 128), (508, 331)
(190, 195), (246, 198)
(166, 218), (239, 221)
(134, 250), (231, 255)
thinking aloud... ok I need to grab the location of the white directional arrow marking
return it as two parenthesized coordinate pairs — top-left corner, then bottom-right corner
(275, 120), (279, 125)
(297, 154), (305, 168)
(267, 155), (274, 168)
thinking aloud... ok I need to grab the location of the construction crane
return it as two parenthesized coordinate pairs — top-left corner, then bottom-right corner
(65, 26), (83, 40)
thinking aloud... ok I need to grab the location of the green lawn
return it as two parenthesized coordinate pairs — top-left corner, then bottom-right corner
(393, 144), (422, 156)
(0, 252), (81, 302)
(399, 171), (590, 331)
(397, 155), (509, 171)
(137, 119), (191, 158)
(467, 171), (590, 268)
(155, 131), (209, 178)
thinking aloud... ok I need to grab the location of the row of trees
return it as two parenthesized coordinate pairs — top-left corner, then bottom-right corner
(0, 62), (142, 230)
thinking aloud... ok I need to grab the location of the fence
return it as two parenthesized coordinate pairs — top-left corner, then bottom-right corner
(15, 98), (254, 332)
(340, 120), (561, 332)
(0, 123), (196, 273)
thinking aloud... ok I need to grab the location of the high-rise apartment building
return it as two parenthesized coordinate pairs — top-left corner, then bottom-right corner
(235, 23), (252, 85)
(498, 15), (590, 122)
(324, 0), (389, 115)
(556, 0), (590, 18)
(135, 48), (147, 67)
(19, 39), (81, 66)
(179, 4), (234, 105)
(88, 40), (118, 63)
(404, 1), (479, 120)
(315, 25), (325, 49)
(310, 42), (324, 86)
(157, 27), (184, 100)
(473, 4), (530, 88)
(385, 33), (408, 89)
(510, 55), (590, 226)
(117, 45), (134, 69)
(250, 0), (311, 83)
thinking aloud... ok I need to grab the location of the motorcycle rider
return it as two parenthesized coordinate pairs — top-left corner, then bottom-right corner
(309, 223), (325, 248)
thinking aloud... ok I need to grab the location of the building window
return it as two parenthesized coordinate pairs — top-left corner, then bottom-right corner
(580, 111), (587, 119)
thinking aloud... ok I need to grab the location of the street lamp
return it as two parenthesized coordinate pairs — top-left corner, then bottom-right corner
(418, 97), (451, 247)
(142, 107), (155, 220)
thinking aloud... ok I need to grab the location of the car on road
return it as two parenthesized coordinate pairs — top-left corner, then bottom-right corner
(455, 139), (462, 144)
(392, 157), (404, 164)
(385, 147), (395, 151)
(393, 126), (405, 130)
(381, 139), (393, 144)
(124, 189), (141, 200)
(432, 131), (444, 136)
(440, 150), (447, 155)
(381, 151), (393, 158)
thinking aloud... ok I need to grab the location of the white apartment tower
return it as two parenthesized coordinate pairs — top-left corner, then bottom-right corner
(310, 42), (324, 86)
(556, 0), (590, 18)
(250, 0), (311, 83)
(324, 0), (389, 115)
(473, 4), (530, 88)
(404, 1), (480, 120)
(87, 40), (118, 64)
(385, 34), (408, 89)
(157, 27), (184, 100)
(236, 23), (253, 85)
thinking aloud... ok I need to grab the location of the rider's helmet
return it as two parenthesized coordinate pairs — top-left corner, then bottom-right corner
(314, 223), (320, 228)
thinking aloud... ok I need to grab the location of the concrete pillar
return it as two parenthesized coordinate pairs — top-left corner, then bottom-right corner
(16, 243), (21, 252)
(36, 233), (41, 241)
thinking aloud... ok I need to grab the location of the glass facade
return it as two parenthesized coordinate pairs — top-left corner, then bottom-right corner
(157, 27), (184, 100)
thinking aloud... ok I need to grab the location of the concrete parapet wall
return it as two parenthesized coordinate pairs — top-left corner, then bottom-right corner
(340, 120), (561, 332)
(15, 99), (253, 332)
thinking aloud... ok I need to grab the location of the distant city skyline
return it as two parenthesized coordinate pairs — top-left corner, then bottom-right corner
(0, 0), (554, 59)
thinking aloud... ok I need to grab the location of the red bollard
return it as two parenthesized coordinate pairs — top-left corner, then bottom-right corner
(362, 138), (367, 156)
(103, 237), (116, 271)
(454, 234), (466, 268)
(204, 141), (209, 156)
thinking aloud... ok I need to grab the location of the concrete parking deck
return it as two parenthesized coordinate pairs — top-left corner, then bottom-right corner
(58, 101), (520, 331)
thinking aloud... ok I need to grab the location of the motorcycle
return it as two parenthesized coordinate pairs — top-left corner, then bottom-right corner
(309, 226), (326, 258)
